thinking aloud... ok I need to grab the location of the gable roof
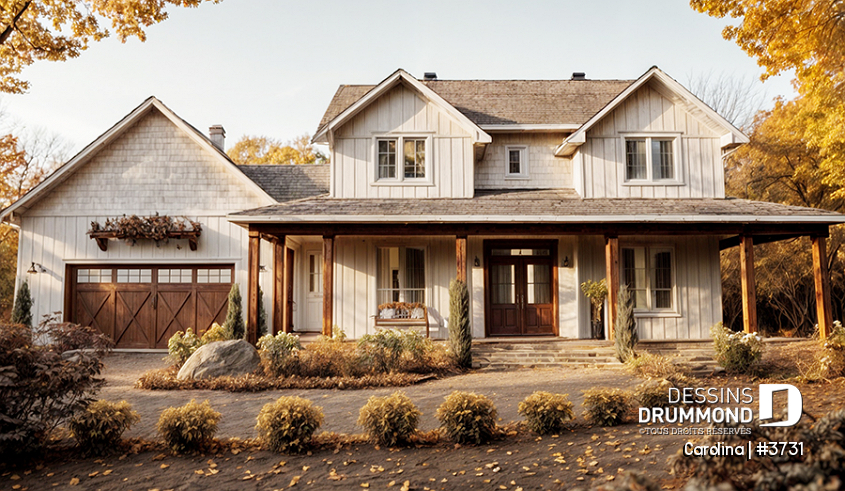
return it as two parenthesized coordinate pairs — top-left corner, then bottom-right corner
(312, 69), (493, 145)
(238, 164), (329, 202)
(0, 97), (276, 223)
(317, 79), (633, 132)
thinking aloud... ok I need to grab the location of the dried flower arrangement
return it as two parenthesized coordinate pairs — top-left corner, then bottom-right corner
(88, 213), (202, 251)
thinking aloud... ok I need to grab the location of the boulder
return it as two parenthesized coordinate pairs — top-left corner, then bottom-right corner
(177, 339), (260, 381)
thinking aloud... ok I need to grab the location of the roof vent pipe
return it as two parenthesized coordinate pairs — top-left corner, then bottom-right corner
(209, 125), (226, 151)
(423, 72), (438, 80)
(571, 72), (586, 80)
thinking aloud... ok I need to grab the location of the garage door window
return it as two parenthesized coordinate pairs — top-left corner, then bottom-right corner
(77, 269), (112, 283)
(197, 268), (232, 284)
(158, 269), (192, 283)
(116, 269), (152, 283)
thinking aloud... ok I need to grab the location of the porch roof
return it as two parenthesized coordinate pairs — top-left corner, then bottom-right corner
(228, 189), (845, 227)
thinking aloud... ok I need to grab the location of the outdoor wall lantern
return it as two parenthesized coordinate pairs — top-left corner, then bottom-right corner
(563, 256), (570, 268)
(474, 256), (481, 267)
(259, 265), (268, 273)
(27, 262), (46, 274)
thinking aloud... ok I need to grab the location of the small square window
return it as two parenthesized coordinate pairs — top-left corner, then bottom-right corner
(505, 146), (528, 178)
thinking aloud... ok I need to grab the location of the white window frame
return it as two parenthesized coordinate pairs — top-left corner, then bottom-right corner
(504, 145), (529, 179)
(372, 134), (433, 185)
(621, 134), (683, 185)
(621, 245), (678, 316)
(375, 244), (430, 308)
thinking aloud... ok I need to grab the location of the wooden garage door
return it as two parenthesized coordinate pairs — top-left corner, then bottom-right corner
(68, 265), (233, 349)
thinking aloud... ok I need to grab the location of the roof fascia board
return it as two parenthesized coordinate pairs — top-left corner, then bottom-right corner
(314, 69), (492, 144)
(479, 123), (580, 132)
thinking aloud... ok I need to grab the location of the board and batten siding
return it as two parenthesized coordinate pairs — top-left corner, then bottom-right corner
(17, 109), (274, 328)
(332, 84), (474, 199)
(577, 235), (722, 340)
(579, 83), (726, 199)
(475, 133), (573, 189)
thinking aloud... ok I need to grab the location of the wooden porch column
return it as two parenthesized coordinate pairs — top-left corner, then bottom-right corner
(322, 235), (334, 336)
(247, 230), (261, 343)
(740, 234), (758, 334)
(605, 236), (619, 341)
(812, 234), (834, 339)
(272, 236), (288, 334)
(456, 235), (467, 283)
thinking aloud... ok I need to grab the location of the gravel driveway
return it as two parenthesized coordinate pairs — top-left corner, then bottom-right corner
(100, 353), (640, 440)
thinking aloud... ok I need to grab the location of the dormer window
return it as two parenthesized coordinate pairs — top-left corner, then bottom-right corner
(623, 135), (680, 183)
(505, 145), (528, 179)
(375, 136), (430, 182)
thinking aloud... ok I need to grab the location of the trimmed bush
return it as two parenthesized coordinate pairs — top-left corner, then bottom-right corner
(11, 281), (32, 328)
(634, 379), (674, 409)
(518, 391), (575, 435)
(582, 388), (631, 427)
(256, 396), (324, 453)
(358, 328), (426, 373)
(357, 391), (421, 446)
(614, 284), (637, 363)
(200, 322), (229, 344)
(711, 322), (763, 373)
(68, 400), (140, 454)
(157, 399), (221, 453)
(223, 283), (245, 340)
(257, 331), (302, 377)
(435, 391), (497, 444)
(167, 328), (201, 366)
(448, 279), (472, 368)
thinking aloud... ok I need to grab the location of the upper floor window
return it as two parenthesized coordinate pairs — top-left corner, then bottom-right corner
(624, 136), (679, 182)
(622, 246), (674, 312)
(376, 136), (429, 182)
(505, 145), (528, 178)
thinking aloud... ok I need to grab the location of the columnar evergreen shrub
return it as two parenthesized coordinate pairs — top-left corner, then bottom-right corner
(614, 285), (638, 363)
(357, 391), (421, 446)
(582, 388), (632, 427)
(448, 279), (472, 368)
(257, 331), (302, 377)
(518, 391), (575, 435)
(435, 391), (497, 444)
(68, 400), (140, 454)
(223, 283), (245, 340)
(711, 322), (763, 373)
(11, 280), (32, 327)
(156, 399), (221, 453)
(258, 285), (268, 338)
(256, 396), (323, 453)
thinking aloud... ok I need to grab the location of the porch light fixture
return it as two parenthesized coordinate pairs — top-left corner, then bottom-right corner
(259, 265), (268, 273)
(474, 256), (481, 267)
(563, 256), (570, 268)
(27, 262), (45, 274)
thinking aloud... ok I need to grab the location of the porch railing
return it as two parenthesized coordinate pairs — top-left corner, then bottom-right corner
(377, 288), (425, 305)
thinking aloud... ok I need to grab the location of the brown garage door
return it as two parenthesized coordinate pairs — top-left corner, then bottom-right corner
(67, 265), (234, 349)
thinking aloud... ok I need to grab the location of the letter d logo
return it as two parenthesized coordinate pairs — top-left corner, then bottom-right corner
(759, 384), (802, 427)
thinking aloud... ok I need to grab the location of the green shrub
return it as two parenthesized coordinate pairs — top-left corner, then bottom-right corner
(634, 379), (674, 409)
(255, 396), (323, 453)
(156, 399), (221, 453)
(614, 285), (637, 363)
(257, 285), (268, 338)
(200, 322), (229, 344)
(448, 279), (472, 368)
(167, 328), (201, 367)
(357, 391), (421, 446)
(11, 281), (32, 328)
(435, 391), (498, 444)
(257, 331), (302, 377)
(358, 328), (426, 373)
(518, 391), (575, 435)
(68, 400), (140, 454)
(711, 323), (763, 373)
(223, 283), (245, 340)
(582, 388), (632, 427)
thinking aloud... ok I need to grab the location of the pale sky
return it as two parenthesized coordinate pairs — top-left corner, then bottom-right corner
(2, 0), (793, 155)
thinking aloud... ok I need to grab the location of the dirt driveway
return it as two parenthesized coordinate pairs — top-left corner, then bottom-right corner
(101, 353), (640, 440)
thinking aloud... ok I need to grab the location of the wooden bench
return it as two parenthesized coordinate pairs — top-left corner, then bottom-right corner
(374, 302), (430, 338)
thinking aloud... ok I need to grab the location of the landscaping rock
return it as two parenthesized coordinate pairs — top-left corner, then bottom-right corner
(177, 340), (260, 380)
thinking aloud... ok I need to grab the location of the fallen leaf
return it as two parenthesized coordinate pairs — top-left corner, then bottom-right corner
(160, 464), (169, 469)
(89, 471), (99, 477)
(194, 470), (204, 475)
(289, 475), (301, 487)
(11, 475), (21, 480)
(361, 483), (370, 488)
(102, 470), (113, 476)
(69, 478), (80, 486)
(152, 454), (166, 461)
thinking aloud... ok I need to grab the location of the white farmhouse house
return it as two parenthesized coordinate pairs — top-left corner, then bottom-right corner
(3, 67), (843, 348)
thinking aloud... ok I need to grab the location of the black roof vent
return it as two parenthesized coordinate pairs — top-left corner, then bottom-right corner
(571, 72), (586, 80)
(423, 72), (438, 80)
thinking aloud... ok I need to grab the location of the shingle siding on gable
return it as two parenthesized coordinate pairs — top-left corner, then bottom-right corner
(28, 110), (266, 216)
(475, 133), (572, 190)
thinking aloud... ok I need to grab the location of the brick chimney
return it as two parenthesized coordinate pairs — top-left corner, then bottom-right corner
(209, 125), (226, 151)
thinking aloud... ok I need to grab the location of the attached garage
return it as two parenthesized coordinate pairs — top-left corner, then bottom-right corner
(67, 265), (234, 349)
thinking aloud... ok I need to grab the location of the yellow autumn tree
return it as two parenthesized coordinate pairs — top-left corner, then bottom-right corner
(0, 0), (220, 93)
(227, 134), (328, 165)
(690, 0), (845, 197)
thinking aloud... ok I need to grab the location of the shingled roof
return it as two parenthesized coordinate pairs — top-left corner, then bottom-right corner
(317, 79), (634, 134)
(238, 164), (329, 202)
(230, 189), (845, 224)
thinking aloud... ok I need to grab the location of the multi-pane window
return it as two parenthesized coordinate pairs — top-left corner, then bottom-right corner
(77, 269), (112, 283)
(116, 269), (152, 283)
(505, 146), (527, 177)
(197, 268), (232, 284)
(376, 137), (427, 181)
(377, 246), (426, 304)
(158, 268), (192, 283)
(308, 253), (322, 294)
(622, 246), (674, 311)
(625, 137), (677, 181)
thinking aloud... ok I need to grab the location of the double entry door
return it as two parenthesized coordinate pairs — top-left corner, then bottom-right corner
(486, 242), (557, 336)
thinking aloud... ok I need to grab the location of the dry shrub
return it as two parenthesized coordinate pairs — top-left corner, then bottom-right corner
(626, 353), (693, 386)
(68, 400), (140, 455)
(156, 399), (221, 453)
(634, 379), (674, 408)
(199, 322), (229, 344)
(582, 388), (632, 427)
(711, 323), (763, 373)
(255, 396), (323, 453)
(435, 391), (498, 444)
(518, 391), (575, 435)
(256, 332), (302, 377)
(357, 391), (421, 446)
(295, 337), (362, 378)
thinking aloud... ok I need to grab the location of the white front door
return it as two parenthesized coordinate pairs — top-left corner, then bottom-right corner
(303, 250), (323, 332)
